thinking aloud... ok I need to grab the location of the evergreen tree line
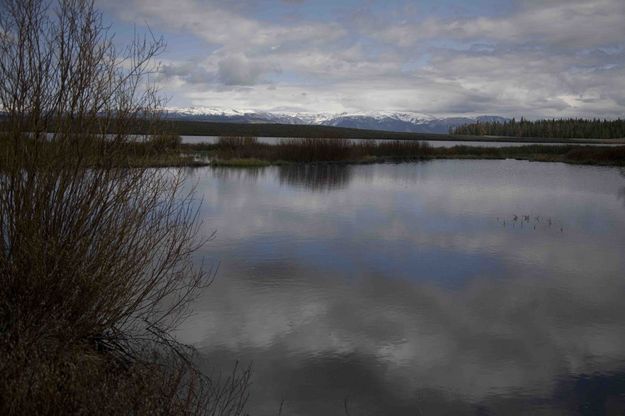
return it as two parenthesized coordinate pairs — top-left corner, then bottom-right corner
(454, 118), (625, 139)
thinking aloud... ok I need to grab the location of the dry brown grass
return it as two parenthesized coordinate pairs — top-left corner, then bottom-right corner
(197, 137), (433, 163)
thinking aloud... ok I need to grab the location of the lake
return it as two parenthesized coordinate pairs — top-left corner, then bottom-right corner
(176, 160), (625, 415)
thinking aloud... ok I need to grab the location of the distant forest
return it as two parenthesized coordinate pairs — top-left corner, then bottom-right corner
(454, 118), (625, 139)
(165, 120), (449, 140)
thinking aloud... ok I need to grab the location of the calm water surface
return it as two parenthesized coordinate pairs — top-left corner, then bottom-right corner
(177, 160), (625, 415)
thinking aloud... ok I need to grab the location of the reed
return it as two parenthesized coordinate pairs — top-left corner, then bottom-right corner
(203, 137), (433, 164)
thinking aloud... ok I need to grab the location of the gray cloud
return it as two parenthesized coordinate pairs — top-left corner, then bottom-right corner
(101, 0), (625, 117)
(375, 0), (625, 49)
(217, 53), (277, 86)
(106, 0), (345, 49)
(159, 61), (214, 85)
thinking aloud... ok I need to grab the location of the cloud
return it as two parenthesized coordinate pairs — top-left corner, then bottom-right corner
(157, 52), (279, 87)
(107, 0), (345, 50)
(159, 60), (214, 85)
(100, 0), (625, 117)
(375, 0), (625, 49)
(217, 53), (277, 85)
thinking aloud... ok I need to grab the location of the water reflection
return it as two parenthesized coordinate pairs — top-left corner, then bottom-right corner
(210, 166), (265, 182)
(178, 160), (625, 415)
(278, 164), (352, 192)
(619, 168), (625, 207)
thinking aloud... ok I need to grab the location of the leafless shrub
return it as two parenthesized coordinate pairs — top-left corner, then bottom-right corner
(0, 0), (248, 414)
(150, 133), (183, 152)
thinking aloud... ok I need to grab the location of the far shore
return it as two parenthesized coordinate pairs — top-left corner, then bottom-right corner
(182, 133), (625, 146)
(140, 138), (625, 168)
(163, 120), (625, 145)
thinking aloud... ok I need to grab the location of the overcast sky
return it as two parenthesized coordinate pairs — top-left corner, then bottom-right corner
(99, 0), (625, 118)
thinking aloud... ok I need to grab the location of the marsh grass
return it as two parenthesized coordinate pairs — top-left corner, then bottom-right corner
(212, 158), (271, 167)
(193, 137), (433, 164)
(438, 144), (625, 165)
(186, 138), (625, 167)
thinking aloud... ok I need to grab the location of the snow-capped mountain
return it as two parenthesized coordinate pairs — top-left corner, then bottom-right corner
(164, 107), (507, 134)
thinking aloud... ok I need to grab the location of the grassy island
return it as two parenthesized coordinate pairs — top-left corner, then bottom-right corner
(139, 136), (625, 168)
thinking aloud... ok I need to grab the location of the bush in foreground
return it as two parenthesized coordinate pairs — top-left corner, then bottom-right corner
(0, 1), (248, 414)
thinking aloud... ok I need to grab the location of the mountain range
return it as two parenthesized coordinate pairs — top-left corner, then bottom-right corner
(164, 107), (508, 134)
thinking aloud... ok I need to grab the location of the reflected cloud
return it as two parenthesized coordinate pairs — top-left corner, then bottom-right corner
(183, 263), (625, 414)
(619, 168), (625, 207)
(176, 160), (625, 414)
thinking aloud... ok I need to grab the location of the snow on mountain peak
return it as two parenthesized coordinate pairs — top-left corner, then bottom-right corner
(163, 107), (507, 134)
(164, 106), (248, 117)
(166, 107), (435, 123)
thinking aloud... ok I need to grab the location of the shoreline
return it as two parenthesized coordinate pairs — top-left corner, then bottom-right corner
(163, 120), (625, 144)
(179, 132), (625, 146)
(140, 139), (625, 168)
(146, 152), (625, 168)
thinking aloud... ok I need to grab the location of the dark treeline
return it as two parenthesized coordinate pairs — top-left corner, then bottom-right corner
(167, 120), (448, 140)
(454, 118), (625, 139)
(4, 116), (625, 143)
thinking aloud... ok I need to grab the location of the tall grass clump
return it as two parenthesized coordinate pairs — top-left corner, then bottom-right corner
(563, 146), (625, 164)
(275, 138), (352, 162)
(359, 139), (432, 158)
(213, 136), (262, 159)
(149, 132), (183, 152)
(206, 138), (432, 164)
(0, 0), (248, 414)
